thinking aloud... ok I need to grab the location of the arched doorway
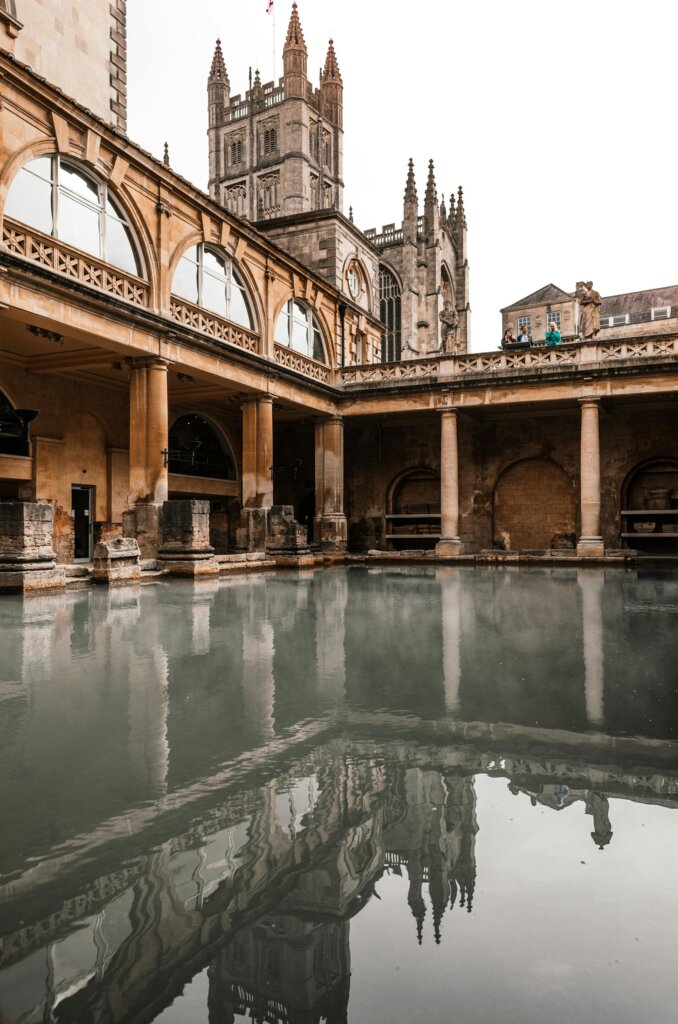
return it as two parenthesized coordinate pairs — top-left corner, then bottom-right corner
(386, 467), (441, 549)
(621, 458), (678, 553)
(493, 458), (576, 551)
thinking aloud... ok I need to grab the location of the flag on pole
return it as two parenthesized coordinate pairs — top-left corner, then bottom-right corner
(266, 0), (273, 12)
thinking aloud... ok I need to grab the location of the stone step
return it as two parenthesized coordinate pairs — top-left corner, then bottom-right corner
(63, 563), (92, 578)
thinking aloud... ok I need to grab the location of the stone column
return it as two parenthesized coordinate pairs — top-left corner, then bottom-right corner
(146, 359), (170, 504)
(577, 398), (605, 557)
(238, 396), (274, 552)
(316, 415), (347, 554)
(125, 358), (170, 559)
(436, 408), (463, 556)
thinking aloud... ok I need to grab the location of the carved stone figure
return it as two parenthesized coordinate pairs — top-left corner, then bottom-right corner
(439, 300), (460, 353)
(577, 280), (602, 339)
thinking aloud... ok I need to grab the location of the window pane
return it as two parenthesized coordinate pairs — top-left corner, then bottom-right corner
(311, 327), (325, 363)
(6, 166), (53, 234)
(173, 254), (199, 303)
(230, 282), (252, 327)
(292, 317), (309, 352)
(292, 300), (309, 326)
(202, 273), (228, 317)
(105, 215), (139, 275)
(57, 191), (101, 256)
(203, 248), (229, 280)
(59, 163), (99, 205)
(275, 308), (290, 345)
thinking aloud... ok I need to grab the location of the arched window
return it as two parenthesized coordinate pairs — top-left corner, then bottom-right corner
(168, 414), (237, 480)
(379, 266), (401, 362)
(5, 156), (142, 276)
(0, 391), (36, 457)
(172, 244), (253, 328)
(275, 299), (326, 363)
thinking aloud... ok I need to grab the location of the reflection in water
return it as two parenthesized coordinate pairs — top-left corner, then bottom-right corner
(0, 568), (677, 1024)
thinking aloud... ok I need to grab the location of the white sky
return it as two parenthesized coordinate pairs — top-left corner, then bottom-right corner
(127, 0), (678, 351)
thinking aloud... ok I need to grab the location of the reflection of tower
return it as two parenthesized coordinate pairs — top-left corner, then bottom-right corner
(242, 579), (275, 743)
(586, 791), (613, 849)
(578, 569), (605, 727)
(315, 570), (347, 705)
(444, 775), (478, 915)
(438, 567), (461, 713)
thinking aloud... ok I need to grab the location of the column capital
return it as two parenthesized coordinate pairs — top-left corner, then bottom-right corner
(439, 405), (459, 417)
(578, 395), (600, 408)
(127, 356), (171, 372)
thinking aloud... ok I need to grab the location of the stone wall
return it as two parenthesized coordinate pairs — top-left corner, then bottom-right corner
(9, 0), (126, 128)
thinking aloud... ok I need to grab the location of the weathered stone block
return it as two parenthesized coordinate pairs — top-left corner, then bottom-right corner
(236, 507), (269, 552)
(0, 502), (64, 592)
(159, 499), (213, 555)
(123, 503), (162, 559)
(92, 536), (141, 584)
(267, 505), (310, 554)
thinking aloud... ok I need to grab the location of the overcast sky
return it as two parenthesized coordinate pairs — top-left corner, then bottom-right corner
(127, 0), (677, 351)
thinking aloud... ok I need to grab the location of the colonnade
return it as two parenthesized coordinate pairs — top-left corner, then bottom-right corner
(435, 398), (605, 557)
(126, 365), (347, 553)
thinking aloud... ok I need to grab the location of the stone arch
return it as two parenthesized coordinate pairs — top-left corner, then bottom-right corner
(0, 386), (32, 457)
(441, 262), (456, 306)
(621, 456), (678, 511)
(0, 149), (156, 298)
(341, 253), (373, 314)
(493, 457), (576, 551)
(166, 234), (263, 336)
(168, 412), (238, 481)
(387, 466), (440, 515)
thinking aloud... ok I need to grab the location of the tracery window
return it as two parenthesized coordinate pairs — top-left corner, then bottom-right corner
(5, 156), (142, 276)
(172, 244), (253, 328)
(379, 266), (401, 362)
(275, 299), (326, 363)
(229, 138), (244, 165)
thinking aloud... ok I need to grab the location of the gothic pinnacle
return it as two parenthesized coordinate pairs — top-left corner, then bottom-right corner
(455, 185), (466, 228)
(163, 141), (170, 167)
(285, 2), (307, 50)
(209, 37), (228, 84)
(449, 191), (456, 219)
(404, 158), (417, 204)
(425, 158), (437, 207)
(322, 38), (342, 82)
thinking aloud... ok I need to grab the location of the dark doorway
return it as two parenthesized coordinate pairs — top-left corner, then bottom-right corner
(72, 485), (94, 560)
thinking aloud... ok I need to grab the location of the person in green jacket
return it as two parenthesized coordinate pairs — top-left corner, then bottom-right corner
(545, 322), (561, 346)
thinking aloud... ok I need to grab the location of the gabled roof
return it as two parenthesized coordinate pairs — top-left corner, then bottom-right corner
(501, 283), (573, 312)
(602, 285), (678, 317)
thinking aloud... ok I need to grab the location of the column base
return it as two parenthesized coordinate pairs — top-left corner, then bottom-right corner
(436, 538), (464, 557)
(320, 514), (348, 554)
(158, 553), (220, 578)
(236, 508), (269, 553)
(577, 537), (605, 558)
(123, 502), (162, 560)
(0, 564), (65, 593)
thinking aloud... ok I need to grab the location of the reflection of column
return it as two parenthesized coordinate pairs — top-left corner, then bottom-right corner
(436, 408), (463, 556)
(578, 568), (605, 727)
(577, 397), (604, 557)
(315, 571), (347, 704)
(242, 583), (275, 742)
(438, 567), (461, 713)
(314, 415), (347, 553)
(128, 643), (169, 796)
(189, 580), (219, 655)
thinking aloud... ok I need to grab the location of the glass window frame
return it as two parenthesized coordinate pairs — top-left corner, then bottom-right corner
(379, 266), (402, 363)
(545, 310), (561, 332)
(172, 243), (254, 329)
(275, 298), (327, 364)
(6, 155), (144, 278)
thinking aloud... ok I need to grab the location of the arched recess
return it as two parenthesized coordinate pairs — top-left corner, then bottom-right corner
(341, 254), (373, 314)
(0, 388), (33, 457)
(1, 150), (153, 288)
(388, 466), (441, 514)
(441, 263), (456, 307)
(493, 458), (576, 551)
(168, 413), (238, 481)
(621, 457), (678, 551)
(167, 235), (262, 335)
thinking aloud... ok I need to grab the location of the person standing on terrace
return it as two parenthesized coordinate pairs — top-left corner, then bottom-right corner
(545, 322), (562, 346)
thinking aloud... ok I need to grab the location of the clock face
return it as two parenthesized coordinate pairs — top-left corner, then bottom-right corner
(347, 266), (360, 299)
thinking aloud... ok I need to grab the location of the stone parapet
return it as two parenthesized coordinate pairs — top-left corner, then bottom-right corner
(92, 537), (141, 585)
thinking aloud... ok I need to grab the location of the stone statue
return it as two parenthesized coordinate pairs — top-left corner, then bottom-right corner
(439, 300), (460, 353)
(577, 280), (602, 339)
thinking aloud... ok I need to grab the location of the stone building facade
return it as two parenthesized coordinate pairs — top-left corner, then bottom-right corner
(0, 0), (677, 587)
(502, 282), (678, 344)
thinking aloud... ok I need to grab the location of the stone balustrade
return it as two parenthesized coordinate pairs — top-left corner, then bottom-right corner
(169, 298), (260, 354)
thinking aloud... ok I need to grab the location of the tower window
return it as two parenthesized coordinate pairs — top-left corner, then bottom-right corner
(262, 127), (278, 155)
(229, 138), (243, 165)
(379, 266), (402, 362)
